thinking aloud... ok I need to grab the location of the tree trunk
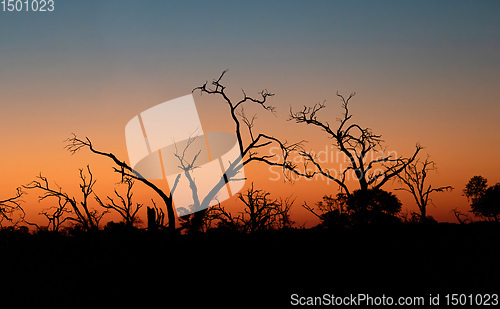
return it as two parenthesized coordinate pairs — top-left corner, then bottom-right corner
(420, 206), (427, 222)
(147, 207), (157, 231)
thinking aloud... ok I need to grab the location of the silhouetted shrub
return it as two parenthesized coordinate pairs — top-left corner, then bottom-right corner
(464, 176), (500, 221)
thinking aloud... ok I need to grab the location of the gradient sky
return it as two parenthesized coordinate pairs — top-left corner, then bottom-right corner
(1, 0), (500, 226)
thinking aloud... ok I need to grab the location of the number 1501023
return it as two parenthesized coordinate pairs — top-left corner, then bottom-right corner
(1, 0), (54, 12)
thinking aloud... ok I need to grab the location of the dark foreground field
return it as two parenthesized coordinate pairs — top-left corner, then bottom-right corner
(1, 223), (499, 308)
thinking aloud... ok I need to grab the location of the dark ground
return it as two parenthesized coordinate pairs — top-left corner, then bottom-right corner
(1, 223), (499, 308)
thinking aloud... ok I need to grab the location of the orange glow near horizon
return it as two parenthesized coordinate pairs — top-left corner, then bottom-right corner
(2, 82), (500, 229)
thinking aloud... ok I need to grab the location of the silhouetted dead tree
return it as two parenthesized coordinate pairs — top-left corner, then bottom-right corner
(151, 200), (164, 228)
(193, 70), (304, 173)
(204, 183), (294, 233)
(275, 196), (295, 229)
(67, 71), (302, 233)
(147, 199), (164, 231)
(65, 134), (180, 233)
(237, 184), (294, 232)
(175, 70), (303, 232)
(35, 199), (72, 232)
(24, 166), (107, 231)
(451, 208), (472, 224)
(173, 133), (204, 216)
(289, 92), (421, 196)
(202, 203), (239, 231)
(396, 156), (453, 221)
(95, 177), (142, 228)
(0, 188), (25, 228)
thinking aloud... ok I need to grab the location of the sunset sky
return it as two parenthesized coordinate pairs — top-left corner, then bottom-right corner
(1, 0), (500, 227)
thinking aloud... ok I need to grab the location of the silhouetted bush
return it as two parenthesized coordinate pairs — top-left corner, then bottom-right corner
(308, 188), (402, 228)
(464, 176), (500, 221)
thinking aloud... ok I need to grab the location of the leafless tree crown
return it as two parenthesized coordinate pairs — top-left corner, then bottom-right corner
(289, 92), (422, 195)
(396, 156), (453, 220)
(24, 166), (107, 231)
(0, 188), (25, 228)
(65, 134), (180, 232)
(193, 70), (304, 179)
(202, 183), (294, 233)
(95, 177), (143, 228)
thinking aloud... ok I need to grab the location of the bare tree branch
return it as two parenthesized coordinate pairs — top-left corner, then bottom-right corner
(95, 177), (143, 228)
(192, 71), (297, 174)
(396, 155), (453, 221)
(65, 134), (179, 233)
(0, 187), (25, 228)
(290, 92), (421, 195)
(177, 71), (306, 233)
(202, 183), (294, 233)
(24, 166), (107, 231)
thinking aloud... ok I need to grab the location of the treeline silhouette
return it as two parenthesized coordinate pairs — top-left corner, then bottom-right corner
(1, 162), (498, 308)
(1, 173), (499, 308)
(1, 215), (500, 308)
